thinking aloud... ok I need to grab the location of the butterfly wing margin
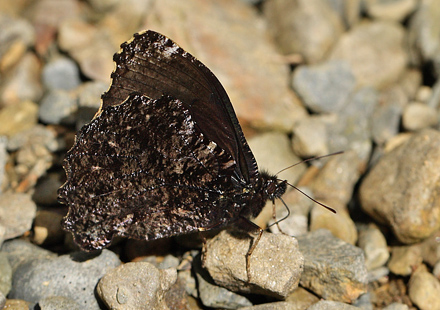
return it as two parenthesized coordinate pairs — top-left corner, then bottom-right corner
(59, 95), (239, 250)
(101, 30), (258, 184)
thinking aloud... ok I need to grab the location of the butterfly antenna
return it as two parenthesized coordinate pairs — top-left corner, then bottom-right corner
(281, 181), (336, 213)
(276, 151), (344, 175)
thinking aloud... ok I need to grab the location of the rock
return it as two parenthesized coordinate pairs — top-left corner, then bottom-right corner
(292, 116), (329, 158)
(145, 0), (307, 130)
(240, 301), (302, 309)
(0, 100), (39, 137)
(368, 266), (390, 283)
(203, 230), (303, 298)
(42, 56), (81, 91)
(408, 0), (440, 70)
(0, 14), (35, 72)
(291, 60), (356, 113)
(327, 0), (361, 27)
(264, 0), (344, 63)
(428, 79), (440, 109)
(248, 132), (306, 185)
(31, 210), (65, 246)
(360, 129), (440, 243)
(0, 136), (7, 192)
(408, 264), (440, 310)
(388, 245), (422, 276)
(327, 87), (378, 161)
(399, 69), (422, 101)
(0, 291), (4, 309)
(416, 86), (433, 103)
(39, 90), (78, 125)
(285, 287), (319, 308)
(194, 259), (252, 309)
(402, 102), (438, 131)
(357, 225), (390, 271)
(7, 124), (62, 153)
(371, 86), (407, 145)
(32, 173), (63, 205)
(85, 0), (119, 12)
(76, 81), (108, 129)
(420, 231), (440, 267)
(38, 296), (80, 310)
(0, 192), (36, 242)
(383, 303), (409, 310)
(1, 239), (56, 272)
(97, 262), (176, 310)
(364, 0), (417, 22)
(310, 201), (358, 245)
(297, 229), (368, 303)
(0, 252), (12, 296)
(307, 300), (361, 309)
(329, 20), (407, 89)
(3, 299), (31, 309)
(9, 250), (121, 310)
(309, 150), (362, 206)
(353, 292), (373, 310)
(0, 52), (43, 106)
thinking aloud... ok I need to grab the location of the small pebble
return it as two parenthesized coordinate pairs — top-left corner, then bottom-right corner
(402, 102), (438, 131)
(388, 245), (422, 276)
(307, 300), (361, 310)
(39, 90), (78, 125)
(0, 192), (36, 241)
(42, 56), (81, 91)
(38, 296), (80, 310)
(357, 224), (390, 270)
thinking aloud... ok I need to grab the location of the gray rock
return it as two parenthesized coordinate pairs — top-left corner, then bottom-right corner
(97, 262), (176, 310)
(264, 0), (344, 63)
(307, 300), (361, 309)
(248, 132), (306, 186)
(8, 250), (121, 310)
(408, 265), (440, 310)
(194, 260), (252, 309)
(42, 56), (81, 91)
(38, 296), (80, 310)
(402, 102), (438, 131)
(388, 245), (422, 276)
(0, 100), (39, 137)
(367, 266), (389, 283)
(1, 239), (56, 272)
(383, 303), (409, 310)
(327, 87), (378, 161)
(292, 60), (356, 113)
(204, 230), (304, 298)
(329, 20), (407, 89)
(371, 87), (405, 145)
(0, 252), (12, 296)
(0, 52), (43, 105)
(0, 192), (36, 241)
(360, 129), (440, 243)
(158, 254), (180, 270)
(357, 225), (389, 271)
(297, 229), (368, 303)
(39, 90), (78, 125)
(292, 116), (329, 158)
(353, 292), (373, 310)
(364, 0), (417, 22)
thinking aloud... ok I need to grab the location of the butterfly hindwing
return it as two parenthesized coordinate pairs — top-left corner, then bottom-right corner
(60, 94), (241, 250)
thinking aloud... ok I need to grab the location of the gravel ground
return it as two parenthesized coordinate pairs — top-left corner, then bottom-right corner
(1, 0), (440, 309)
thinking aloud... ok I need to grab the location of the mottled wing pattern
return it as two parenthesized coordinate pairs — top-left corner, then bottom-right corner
(60, 94), (239, 250)
(101, 30), (258, 184)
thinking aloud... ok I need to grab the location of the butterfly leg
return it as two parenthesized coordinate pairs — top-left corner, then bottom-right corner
(238, 217), (264, 283)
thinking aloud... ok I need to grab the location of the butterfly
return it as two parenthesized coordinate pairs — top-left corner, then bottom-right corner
(58, 30), (288, 272)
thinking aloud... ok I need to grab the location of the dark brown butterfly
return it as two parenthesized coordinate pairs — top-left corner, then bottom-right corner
(59, 31), (287, 268)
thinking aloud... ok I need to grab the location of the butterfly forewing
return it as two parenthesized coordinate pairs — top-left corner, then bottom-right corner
(101, 30), (258, 184)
